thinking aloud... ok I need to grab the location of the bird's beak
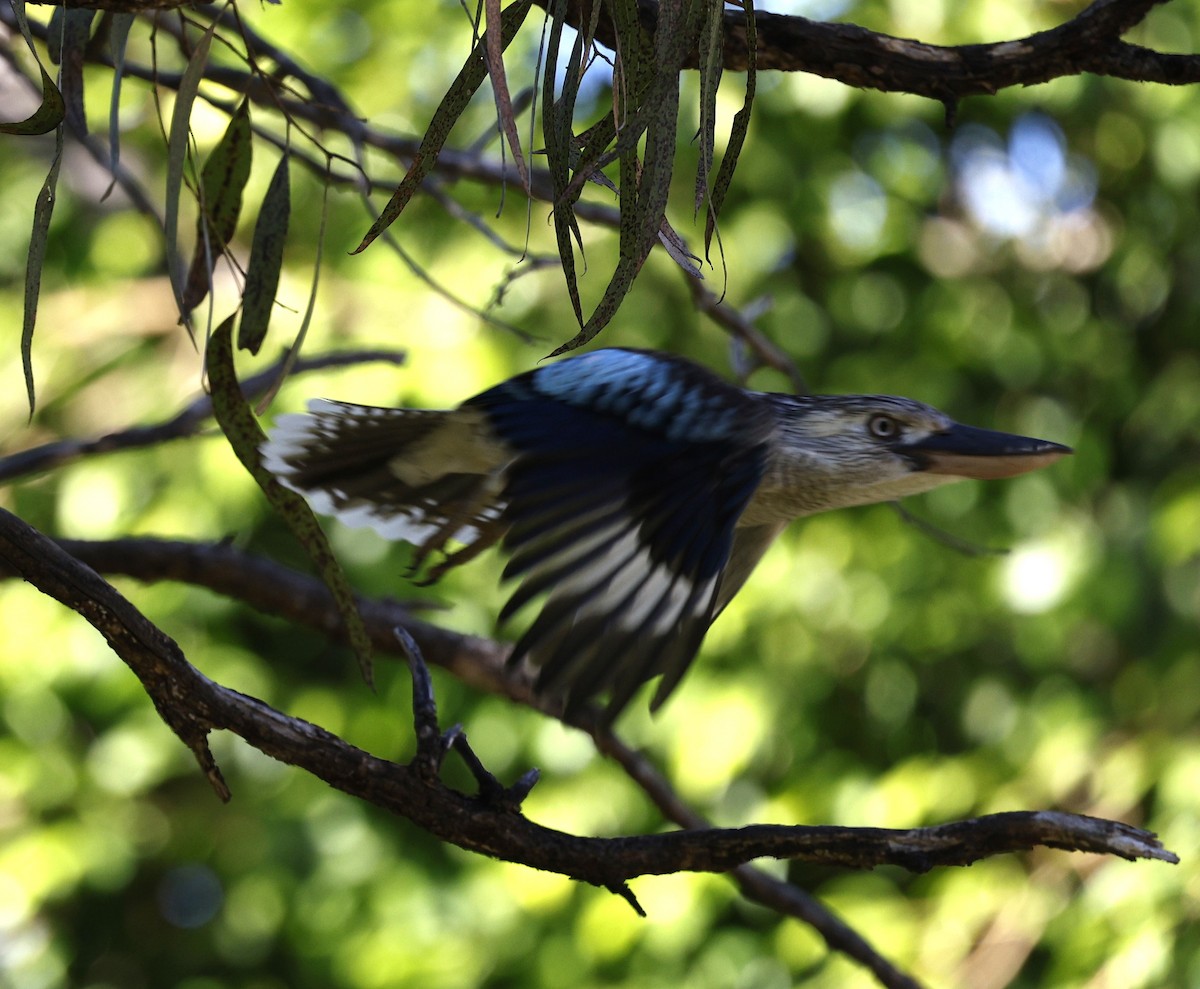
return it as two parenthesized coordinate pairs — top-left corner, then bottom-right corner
(908, 424), (1073, 480)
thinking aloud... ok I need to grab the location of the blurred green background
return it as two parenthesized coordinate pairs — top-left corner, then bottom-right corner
(1, 1), (1198, 987)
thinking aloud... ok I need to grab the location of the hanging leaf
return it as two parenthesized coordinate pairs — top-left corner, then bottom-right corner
(239, 154), (291, 355)
(183, 99), (253, 312)
(21, 125), (64, 418)
(205, 316), (375, 687)
(353, 0), (533, 254)
(553, 0), (650, 211)
(53, 8), (95, 136)
(164, 22), (216, 330)
(694, 0), (724, 215)
(252, 161), (325, 412)
(658, 217), (702, 279)
(542, 0), (586, 326)
(0, 67), (65, 137)
(608, 0), (653, 97)
(1, 1), (65, 136)
(483, 0), (530, 193)
(550, 0), (703, 356)
(705, 0), (756, 260)
(102, 13), (135, 201)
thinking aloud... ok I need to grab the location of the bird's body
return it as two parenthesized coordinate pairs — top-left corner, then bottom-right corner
(262, 348), (1070, 719)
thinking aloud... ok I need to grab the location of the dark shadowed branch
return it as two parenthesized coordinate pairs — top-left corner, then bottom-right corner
(0, 526), (1177, 881)
(24, 0), (1199, 99)
(535, 0), (1200, 97)
(0, 524), (1180, 987)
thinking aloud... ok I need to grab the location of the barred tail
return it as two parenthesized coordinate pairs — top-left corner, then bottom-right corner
(261, 399), (511, 562)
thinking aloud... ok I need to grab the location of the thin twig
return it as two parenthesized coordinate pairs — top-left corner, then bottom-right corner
(0, 349), (407, 483)
(685, 275), (806, 392)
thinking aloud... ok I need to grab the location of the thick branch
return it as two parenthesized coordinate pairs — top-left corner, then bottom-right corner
(37, 535), (913, 988)
(0, 525), (1176, 876)
(0, 524), (1178, 989)
(543, 0), (1199, 98)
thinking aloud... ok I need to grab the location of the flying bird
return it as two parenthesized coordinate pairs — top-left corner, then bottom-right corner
(262, 348), (1071, 720)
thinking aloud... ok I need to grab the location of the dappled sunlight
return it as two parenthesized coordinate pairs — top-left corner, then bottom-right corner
(55, 462), (129, 539)
(961, 676), (1020, 747)
(0, 0), (1195, 984)
(827, 170), (888, 256)
(532, 718), (596, 776)
(998, 508), (1095, 615)
(1000, 542), (1076, 614)
(305, 801), (389, 887)
(522, 758), (643, 835)
(821, 873), (922, 962)
(576, 891), (644, 962)
(919, 114), (1114, 276)
(219, 871), (287, 956)
(664, 687), (770, 803)
(781, 70), (852, 117)
(1022, 704), (1102, 805)
(87, 721), (179, 797)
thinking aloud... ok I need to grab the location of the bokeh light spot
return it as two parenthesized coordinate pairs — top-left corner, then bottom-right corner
(158, 865), (223, 929)
(999, 543), (1071, 614)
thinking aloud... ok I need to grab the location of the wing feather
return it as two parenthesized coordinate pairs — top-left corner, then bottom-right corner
(471, 352), (772, 718)
(262, 400), (510, 562)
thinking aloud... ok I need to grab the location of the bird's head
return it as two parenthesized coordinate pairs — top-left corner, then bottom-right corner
(761, 393), (1072, 515)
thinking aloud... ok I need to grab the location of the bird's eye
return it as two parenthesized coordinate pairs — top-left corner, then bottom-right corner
(867, 414), (901, 440)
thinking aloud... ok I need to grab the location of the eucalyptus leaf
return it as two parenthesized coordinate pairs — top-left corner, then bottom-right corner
(484, 0), (529, 193)
(57, 9), (95, 136)
(21, 125), (64, 417)
(542, 0), (586, 326)
(1, 0), (65, 136)
(239, 154), (291, 355)
(551, 0), (703, 355)
(183, 100), (253, 312)
(205, 315), (374, 686)
(102, 13), (135, 200)
(165, 23), (216, 330)
(705, 0), (756, 260)
(694, 0), (724, 215)
(254, 167), (326, 411)
(354, 0), (533, 254)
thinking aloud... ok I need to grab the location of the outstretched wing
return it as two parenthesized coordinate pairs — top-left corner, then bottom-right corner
(261, 400), (511, 565)
(471, 349), (772, 719)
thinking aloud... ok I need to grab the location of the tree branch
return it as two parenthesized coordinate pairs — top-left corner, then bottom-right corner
(0, 525), (1174, 874)
(29, 0), (1190, 99)
(0, 523), (1178, 989)
(0, 349), (409, 484)
(539, 0), (1198, 100)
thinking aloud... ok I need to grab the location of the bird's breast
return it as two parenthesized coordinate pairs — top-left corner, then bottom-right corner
(738, 472), (837, 525)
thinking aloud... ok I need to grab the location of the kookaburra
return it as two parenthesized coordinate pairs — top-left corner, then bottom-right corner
(262, 348), (1071, 720)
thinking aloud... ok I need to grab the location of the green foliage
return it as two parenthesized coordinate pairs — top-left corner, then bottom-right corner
(0, 2), (1198, 989)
